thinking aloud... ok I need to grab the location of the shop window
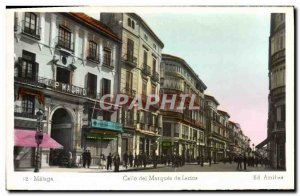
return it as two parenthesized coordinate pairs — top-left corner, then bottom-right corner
(162, 122), (171, 137)
(56, 67), (70, 84)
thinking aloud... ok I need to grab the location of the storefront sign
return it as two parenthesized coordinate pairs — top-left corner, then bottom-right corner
(40, 78), (87, 97)
(91, 119), (123, 132)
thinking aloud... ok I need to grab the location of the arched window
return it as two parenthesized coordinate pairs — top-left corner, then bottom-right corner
(128, 18), (131, 27)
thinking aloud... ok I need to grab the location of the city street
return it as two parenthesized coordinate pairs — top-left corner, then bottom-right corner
(16, 162), (273, 173)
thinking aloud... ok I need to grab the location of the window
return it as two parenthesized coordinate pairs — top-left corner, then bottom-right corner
(56, 67), (70, 84)
(125, 71), (133, 91)
(58, 26), (72, 51)
(88, 41), (99, 62)
(19, 50), (38, 80)
(163, 122), (171, 137)
(153, 43), (157, 50)
(151, 84), (156, 95)
(144, 34), (148, 41)
(24, 12), (38, 36)
(127, 18), (131, 27)
(103, 48), (112, 67)
(101, 78), (111, 95)
(143, 50), (148, 65)
(22, 95), (35, 115)
(152, 58), (157, 74)
(103, 111), (111, 121)
(87, 73), (97, 98)
(127, 39), (134, 61)
(142, 79), (147, 96)
(132, 21), (135, 29)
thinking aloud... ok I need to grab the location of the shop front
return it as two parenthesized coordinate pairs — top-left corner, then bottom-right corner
(83, 119), (123, 166)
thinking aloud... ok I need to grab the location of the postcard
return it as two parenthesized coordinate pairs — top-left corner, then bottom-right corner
(5, 6), (295, 191)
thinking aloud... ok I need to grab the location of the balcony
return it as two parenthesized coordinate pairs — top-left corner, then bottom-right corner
(271, 49), (285, 66)
(141, 64), (151, 76)
(14, 105), (46, 120)
(102, 53), (114, 69)
(21, 20), (41, 40)
(122, 87), (136, 97)
(122, 54), (137, 68)
(124, 118), (136, 128)
(14, 75), (45, 88)
(56, 37), (74, 53)
(271, 86), (285, 97)
(277, 121), (285, 129)
(87, 52), (100, 64)
(151, 71), (159, 82)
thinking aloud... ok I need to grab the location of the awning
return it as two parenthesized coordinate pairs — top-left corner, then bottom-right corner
(14, 129), (63, 149)
(256, 138), (269, 149)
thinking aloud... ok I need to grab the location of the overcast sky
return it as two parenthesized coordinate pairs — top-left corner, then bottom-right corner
(138, 12), (270, 145)
(88, 11), (270, 145)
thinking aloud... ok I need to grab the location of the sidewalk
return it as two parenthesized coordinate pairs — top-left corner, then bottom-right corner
(15, 164), (169, 173)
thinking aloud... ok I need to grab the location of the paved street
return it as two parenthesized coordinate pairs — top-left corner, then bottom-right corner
(16, 162), (273, 173)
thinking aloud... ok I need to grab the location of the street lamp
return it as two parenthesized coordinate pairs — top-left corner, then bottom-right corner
(34, 109), (44, 172)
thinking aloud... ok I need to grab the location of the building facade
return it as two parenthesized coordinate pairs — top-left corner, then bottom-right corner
(14, 12), (122, 168)
(100, 13), (164, 159)
(160, 54), (207, 162)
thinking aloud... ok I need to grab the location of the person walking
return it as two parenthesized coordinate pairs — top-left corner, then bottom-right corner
(82, 150), (87, 168)
(107, 153), (112, 170)
(143, 153), (147, 168)
(114, 153), (121, 172)
(236, 154), (242, 170)
(243, 153), (247, 170)
(123, 152), (128, 169)
(129, 152), (133, 167)
(86, 150), (92, 168)
(134, 153), (138, 167)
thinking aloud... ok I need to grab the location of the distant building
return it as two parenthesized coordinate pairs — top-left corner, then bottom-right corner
(160, 54), (207, 161)
(257, 13), (286, 170)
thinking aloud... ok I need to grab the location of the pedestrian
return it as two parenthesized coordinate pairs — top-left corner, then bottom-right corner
(129, 152), (133, 167)
(86, 150), (91, 168)
(114, 153), (121, 172)
(208, 156), (212, 166)
(123, 151), (128, 169)
(236, 154), (242, 170)
(68, 150), (73, 168)
(153, 153), (157, 168)
(201, 155), (204, 167)
(134, 153), (138, 167)
(107, 153), (112, 170)
(243, 153), (247, 170)
(197, 156), (200, 165)
(143, 153), (147, 168)
(82, 150), (87, 168)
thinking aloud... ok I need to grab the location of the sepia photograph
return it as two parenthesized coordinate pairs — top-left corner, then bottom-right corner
(5, 6), (295, 191)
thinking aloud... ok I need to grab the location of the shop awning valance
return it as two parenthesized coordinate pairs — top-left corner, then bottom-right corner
(14, 129), (63, 149)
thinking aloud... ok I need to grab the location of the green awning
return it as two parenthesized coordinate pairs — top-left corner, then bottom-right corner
(86, 133), (117, 140)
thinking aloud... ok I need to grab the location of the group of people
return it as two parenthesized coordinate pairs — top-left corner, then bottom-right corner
(234, 154), (270, 170)
(81, 150), (92, 168)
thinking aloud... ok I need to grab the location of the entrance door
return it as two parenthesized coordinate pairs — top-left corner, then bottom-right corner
(50, 108), (72, 166)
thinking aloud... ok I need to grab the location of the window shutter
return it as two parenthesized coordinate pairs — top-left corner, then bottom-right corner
(17, 57), (23, 77)
(33, 62), (39, 81)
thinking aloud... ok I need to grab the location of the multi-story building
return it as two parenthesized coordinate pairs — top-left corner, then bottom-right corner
(100, 13), (164, 158)
(257, 13), (286, 169)
(13, 12), (122, 168)
(159, 54), (207, 161)
(217, 110), (232, 159)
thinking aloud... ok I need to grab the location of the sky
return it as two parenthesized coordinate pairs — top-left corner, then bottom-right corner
(138, 12), (270, 145)
(88, 11), (270, 145)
